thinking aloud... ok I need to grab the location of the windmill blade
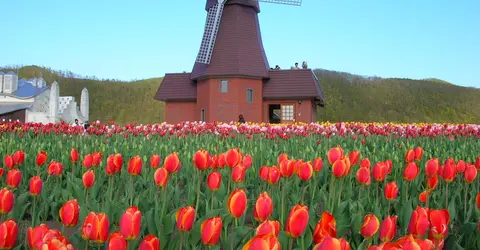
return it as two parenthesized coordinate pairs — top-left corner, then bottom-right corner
(195, 0), (226, 64)
(253, 0), (302, 6)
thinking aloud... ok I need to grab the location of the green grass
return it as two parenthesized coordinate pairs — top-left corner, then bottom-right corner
(2, 65), (480, 124)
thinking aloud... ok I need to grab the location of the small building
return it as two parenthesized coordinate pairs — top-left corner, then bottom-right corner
(0, 71), (89, 124)
(154, 0), (325, 124)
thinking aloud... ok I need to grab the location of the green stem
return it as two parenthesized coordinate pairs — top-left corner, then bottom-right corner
(211, 191), (214, 211)
(337, 178), (344, 208)
(281, 180), (285, 226)
(301, 182), (307, 204)
(85, 189), (89, 210)
(387, 201), (391, 216)
(445, 183), (448, 208)
(179, 232), (184, 250)
(230, 220), (234, 250)
(288, 238), (293, 250)
(312, 173), (318, 202)
(108, 176), (113, 201)
(71, 162), (74, 179)
(195, 169), (202, 211)
(405, 182), (408, 203)
(130, 175), (134, 206)
(32, 196), (36, 226)
(160, 187), (167, 233)
(329, 176), (335, 211)
(464, 183), (468, 220)
(85, 240), (88, 250)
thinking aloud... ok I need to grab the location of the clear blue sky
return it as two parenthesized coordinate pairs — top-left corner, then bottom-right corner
(2, 0), (479, 87)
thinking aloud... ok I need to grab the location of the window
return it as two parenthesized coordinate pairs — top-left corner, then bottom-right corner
(220, 80), (228, 93)
(281, 105), (294, 121)
(246, 89), (253, 103)
(201, 109), (205, 122)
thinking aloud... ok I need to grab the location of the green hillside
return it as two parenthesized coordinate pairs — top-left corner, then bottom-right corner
(2, 65), (479, 124)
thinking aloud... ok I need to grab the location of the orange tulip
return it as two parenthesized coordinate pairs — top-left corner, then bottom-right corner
(13, 150), (24, 166)
(0, 188), (14, 215)
(384, 181), (399, 201)
(0, 220), (18, 249)
(332, 158), (350, 178)
(372, 162), (387, 182)
(405, 149), (415, 163)
(428, 209), (450, 240)
(176, 206), (196, 232)
(278, 153), (289, 165)
(407, 206), (430, 237)
(232, 165), (246, 183)
(327, 146), (344, 165)
(356, 167), (371, 185)
(81, 212), (110, 243)
(313, 237), (350, 250)
(3, 155), (14, 169)
(253, 192), (273, 222)
(59, 200), (80, 227)
(425, 158), (439, 177)
(6, 169), (22, 189)
(120, 206), (142, 240)
(464, 165), (477, 183)
(280, 159), (295, 177)
(403, 162), (419, 181)
(83, 154), (93, 168)
(256, 220), (281, 236)
(312, 157), (323, 172)
(207, 171), (221, 191)
(108, 232), (127, 250)
(194, 149), (210, 170)
(225, 148), (241, 168)
(313, 212), (337, 244)
(227, 189), (247, 218)
(360, 214), (380, 239)
(70, 148), (79, 163)
(150, 154), (161, 169)
(242, 233), (280, 250)
(348, 150), (360, 166)
(201, 216), (222, 246)
(82, 170), (95, 188)
(154, 167), (169, 187)
(92, 152), (102, 166)
(414, 147), (423, 161)
(164, 152), (181, 173)
(285, 205), (309, 238)
(29, 176), (43, 196)
(139, 235), (160, 250)
(128, 155), (143, 175)
(379, 216), (397, 242)
(36, 151), (48, 167)
(297, 161), (313, 181)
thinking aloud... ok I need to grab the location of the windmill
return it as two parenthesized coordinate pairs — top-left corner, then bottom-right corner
(191, 0), (302, 79)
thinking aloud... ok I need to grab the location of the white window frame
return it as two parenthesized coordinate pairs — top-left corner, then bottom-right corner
(246, 89), (253, 103)
(220, 80), (228, 93)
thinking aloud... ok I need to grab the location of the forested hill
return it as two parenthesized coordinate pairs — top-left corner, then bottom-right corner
(2, 65), (479, 124)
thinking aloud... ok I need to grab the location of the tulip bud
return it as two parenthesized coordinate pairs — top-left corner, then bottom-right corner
(360, 214), (380, 239)
(332, 158), (349, 178)
(201, 216), (222, 246)
(372, 162), (387, 182)
(360, 158), (371, 170)
(405, 149), (415, 163)
(3, 155), (14, 169)
(150, 154), (161, 169)
(414, 147), (423, 161)
(154, 167), (169, 187)
(120, 206), (142, 240)
(225, 148), (241, 168)
(231, 165), (246, 183)
(242, 154), (252, 169)
(0, 188), (14, 215)
(36, 151), (48, 167)
(59, 200), (80, 227)
(356, 167), (371, 185)
(425, 158), (439, 177)
(280, 159), (295, 177)
(419, 190), (429, 203)
(70, 148), (79, 163)
(278, 153), (289, 165)
(253, 192), (273, 222)
(312, 157), (323, 172)
(227, 189), (247, 218)
(128, 155), (143, 176)
(164, 152), (181, 173)
(297, 162), (313, 181)
(83, 154), (93, 168)
(427, 175), (438, 190)
(194, 149), (210, 170)
(29, 176), (43, 196)
(13, 150), (25, 166)
(92, 152), (102, 166)
(384, 181), (399, 201)
(348, 150), (360, 166)
(456, 160), (466, 173)
(285, 205), (309, 238)
(403, 162), (419, 181)
(440, 163), (455, 183)
(176, 206), (196, 232)
(7, 169), (22, 189)
(464, 165), (477, 183)
(82, 170), (95, 188)
(379, 216), (397, 242)
(207, 171), (221, 191)
(139, 235), (160, 250)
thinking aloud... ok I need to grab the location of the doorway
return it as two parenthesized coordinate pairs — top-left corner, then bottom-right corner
(268, 104), (281, 123)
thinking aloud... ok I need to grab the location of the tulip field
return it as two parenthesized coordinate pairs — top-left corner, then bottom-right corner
(0, 121), (480, 249)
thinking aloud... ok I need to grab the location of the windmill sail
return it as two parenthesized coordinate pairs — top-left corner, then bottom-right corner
(195, 2), (225, 64)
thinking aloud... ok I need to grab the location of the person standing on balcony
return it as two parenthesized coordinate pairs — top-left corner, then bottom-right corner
(302, 61), (308, 69)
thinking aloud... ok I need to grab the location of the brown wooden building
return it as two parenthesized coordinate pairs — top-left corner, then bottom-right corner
(155, 0), (325, 124)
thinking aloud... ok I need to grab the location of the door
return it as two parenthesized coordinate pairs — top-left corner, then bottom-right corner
(281, 104), (295, 124)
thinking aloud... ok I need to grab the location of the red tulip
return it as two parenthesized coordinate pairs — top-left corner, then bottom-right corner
(150, 154), (161, 169)
(83, 154), (93, 168)
(285, 205), (309, 238)
(372, 162), (387, 182)
(267, 166), (281, 184)
(414, 147), (423, 161)
(439, 163), (455, 183)
(0, 219), (18, 249)
(297, 161), (313, 181)
(327, 146), (344, 165)
(242, 154), (253, 169)
(113, 153), (123, 171)
(313, 212), (337, 244)
(13, 150), (25, 166)
(332, 158), (350, 178)
(356, 167), (371, 185)
(36, 151), (48, 167)
(0, 188), (14, 215)
(428, 209), (450, 240)
(348, 150), (360, 166)
(227, 189), (247, 218)
(256, 220), (281, 237)
(201, 216), (222, 246)
(312, 157), (323, 172)
(279, 159), (295, 177)
(81, 212), (110, 243)
(426, 175), (438, 190)
(154, 167), (169, 187)
(456, 160), (466, 173)
(464, 165), (477, 183)
(27, 224), (49, 249)
(360, 158), (371, 170)
(82, 170), (95, 188)
(278, 153), (289, 165)
(384, 160), (392, 174)
(232, 165), (246, 183)
(108, 232), (127, 250)
(3, 155), (14, 169)
(225, 148), (241, 168)
(384, 181), (399, 201)
(253, 192), (273, 222)
(59, 200), (80, 227)
(379, 216), (397, 242)
(70, 148), (79, 163)
(176, 206), (196, 232)
(408, 206), (430, 237)
(6, 169), (22, 188)
(106, 155), (117, 175)
(476, 192), (480, 211)
(92, 152), (102, 166)
(139, 235), (160, 250)
(405, 149), (415, 163)
(403, 162), (419, 181)
(313, 237), (351, 250)
(217, 153), (226, 168)
(242, 234), (280, 250)
(425, 158), (439, 177)
(194, 149), (210, 170)
(128, 155), (143, 175)
(29, 176), (43, 196)
(259, 166), (269, 181)
(120, 206), (142, 240)
(164, 152), (181, 173)
(360, 214), (380, 239)
(419, 190), (429, 203)
(207, 171), (221, 191)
